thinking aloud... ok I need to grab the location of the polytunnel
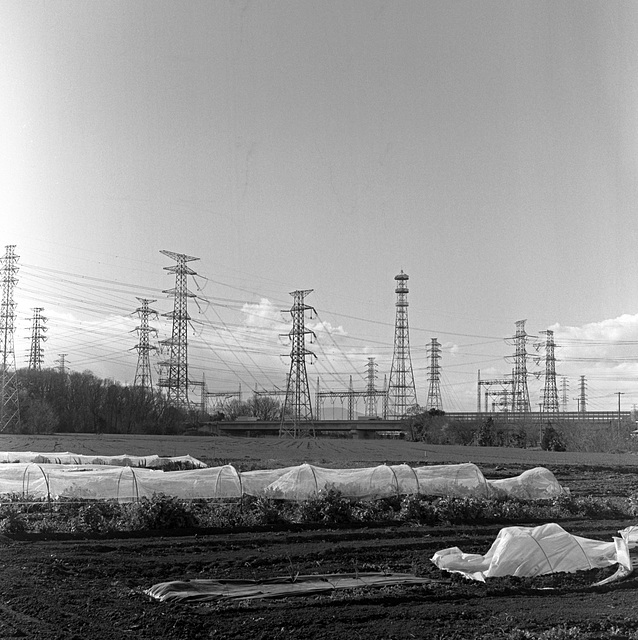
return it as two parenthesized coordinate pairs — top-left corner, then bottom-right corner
(258, 463), (490, 500)
(412, 463), (491, 498)
(134, 465), (243, 499)
(486, 467), (567, 499)
(259, 464), (403, 500)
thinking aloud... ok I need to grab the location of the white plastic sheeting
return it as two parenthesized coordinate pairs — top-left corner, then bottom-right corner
(432, 523), (638, 581)
(262, 463), (491, 500)
(0, 451), (206, 468)
(0, 461), (567, 502)
(486, 467), (566, 500)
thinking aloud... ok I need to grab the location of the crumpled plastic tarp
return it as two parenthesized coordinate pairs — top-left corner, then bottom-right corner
(432, 523), (638, 582)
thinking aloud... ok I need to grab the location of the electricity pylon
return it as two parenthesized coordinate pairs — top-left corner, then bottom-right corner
(539, 329), (559, 413)
(133, 297), (158, 391)
(425, 338), (443, 411)
(27, 307), (47, 372)
(0, 245), (20, 432)
(579, 375), (587, 413)
(507, 319), (531, 412)
(364, 357), (378, 418)
(387, 271), (418, 419)
(560, 376), (569, 411)
(56, 353), (68, 376)
(280, 289), (316, 437)
(158, 250), (199, 410)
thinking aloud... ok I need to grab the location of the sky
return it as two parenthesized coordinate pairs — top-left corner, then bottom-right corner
(2, 0), (638, 414)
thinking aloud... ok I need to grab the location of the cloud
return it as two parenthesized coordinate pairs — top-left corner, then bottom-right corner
(309, 320), (347, 336)
(241, 298), (285, 330)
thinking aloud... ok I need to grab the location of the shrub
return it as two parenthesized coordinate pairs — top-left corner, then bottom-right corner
(73, 502), (121, 533)
(245, 496), (290, 526)
(398, 495), (439, 524)
(0, 509), (27, 535)
(293, 489), (353, 525)
(122, 494), (197, 531)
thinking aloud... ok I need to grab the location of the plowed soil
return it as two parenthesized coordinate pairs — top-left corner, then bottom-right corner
(2, 436), (638, 639)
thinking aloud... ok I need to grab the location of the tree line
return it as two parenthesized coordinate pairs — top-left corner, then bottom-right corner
(13, 368), (284, 435)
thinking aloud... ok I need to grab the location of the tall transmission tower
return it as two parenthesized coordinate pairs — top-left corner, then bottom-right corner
(57, 353), (68, 376)
(280, 289), (316, 437)
(560, 376), (569, 411)
(507, 319), (531, 413)
(0, 245), (20, 432)
(425, 338), (443, 411)
(540, 329), (559, 413)
(364, 357), (378, 418)
(158, 250), (199, 411)
(579, 375), (587, 413)
(387, 271), (418, 419)
(27, 307), (47, 372)
(133, 297), (158, 391)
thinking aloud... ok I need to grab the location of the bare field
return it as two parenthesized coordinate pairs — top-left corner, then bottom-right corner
(1, 433), (638, 639)
(2, 433), (638, 470)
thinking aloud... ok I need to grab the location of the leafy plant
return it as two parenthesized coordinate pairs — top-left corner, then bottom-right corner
(122, 494), (197, 531)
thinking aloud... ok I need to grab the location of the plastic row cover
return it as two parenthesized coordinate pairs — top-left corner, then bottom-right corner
(0, 462), (566, 502)
(0, 451), (206, 468)
(432, 524), (638, 581)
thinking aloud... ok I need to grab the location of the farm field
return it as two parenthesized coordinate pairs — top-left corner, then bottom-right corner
(3, 432), (638, 469)
(2, 434), (638, 638)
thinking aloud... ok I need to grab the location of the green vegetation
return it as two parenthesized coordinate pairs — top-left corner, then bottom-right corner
(0, 490), (632, 537)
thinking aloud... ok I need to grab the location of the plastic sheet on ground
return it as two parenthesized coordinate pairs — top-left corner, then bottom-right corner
(146, 572), (435, 603)
(432, 523), (638, 582)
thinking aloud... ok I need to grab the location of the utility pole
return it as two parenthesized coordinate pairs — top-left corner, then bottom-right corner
(387, 271), (418, 419)
(425, 338), (443, 411)
(133, 297), (159, 391)
(27, 307), (47, 372)
(279, 289), (316, 437)
(158, 250), (199, 411)
(0, 245), (20, 432)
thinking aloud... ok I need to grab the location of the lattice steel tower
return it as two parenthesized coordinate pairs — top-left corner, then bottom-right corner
(561, 376), (569, 411)
(158, 250), (199, 410)
(280, 289), (316, 437)
(579, 375), (587, 413)
(27, 307), (47, 371)
(387, 271), (418, 419)
(364, 357), (378, 418)
(507, 319), (531, 412)
(133, 297), (158, 391)
(425, 338), (443, 410)
(0, 245), (20, 432)
(540, 329), (559, 413)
